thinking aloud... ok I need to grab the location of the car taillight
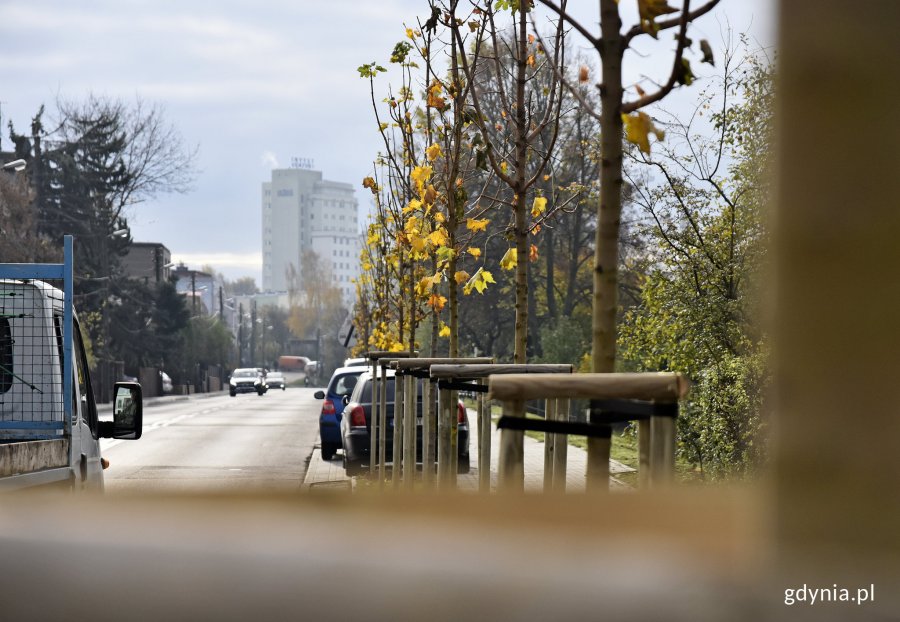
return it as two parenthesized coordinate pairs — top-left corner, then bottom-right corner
(349, 405), (367, 427)
(457, 402), (466, 424)
(321, 400), (335, 415)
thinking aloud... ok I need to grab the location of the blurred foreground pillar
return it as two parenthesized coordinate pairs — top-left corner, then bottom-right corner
(775, 0), (900, 600)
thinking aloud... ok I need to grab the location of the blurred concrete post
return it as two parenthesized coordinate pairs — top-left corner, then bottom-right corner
(775, 0), (900, 600)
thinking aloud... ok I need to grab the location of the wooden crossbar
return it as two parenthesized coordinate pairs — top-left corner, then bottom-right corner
(488, 372), (689, 402)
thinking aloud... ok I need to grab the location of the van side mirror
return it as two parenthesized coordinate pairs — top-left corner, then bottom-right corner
(100, 382), (143, 440)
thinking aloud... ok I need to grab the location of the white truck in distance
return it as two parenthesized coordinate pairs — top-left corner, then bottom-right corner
(0, 236), (142, 491)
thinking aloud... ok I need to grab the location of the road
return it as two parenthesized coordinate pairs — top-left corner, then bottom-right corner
(100, 387), (322, 493)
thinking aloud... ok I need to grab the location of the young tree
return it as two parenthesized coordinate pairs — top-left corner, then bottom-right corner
(453, 0), (567, 363)
(536, 0), (720, 486)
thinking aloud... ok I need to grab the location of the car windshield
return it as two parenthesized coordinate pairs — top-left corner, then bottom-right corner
(268, 373), (282, 378)
(233, 370), (256, 378)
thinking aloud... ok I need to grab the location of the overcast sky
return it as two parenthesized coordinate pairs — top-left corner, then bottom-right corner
(0, 0), (775, 283)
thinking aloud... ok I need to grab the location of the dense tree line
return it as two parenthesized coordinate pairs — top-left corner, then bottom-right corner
(1, 95), (213, 384)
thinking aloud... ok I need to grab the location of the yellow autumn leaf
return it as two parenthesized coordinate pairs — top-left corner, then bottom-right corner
(531, 196), (547, 218)
(638, 0), (679, 36)
(622, 111), (665, 154)
(439, 323), (451, 338)
(411, 165), (433, 189)
(529, 244), (539, 262)
(422, 183), (437, 206)
(405, 27), (419, 40)
(428, 228), (448, 247)
(466, 247), (482, 258)
(416, 276), (434, 296)
(434, 211), (445, 223)
(500, 161), (508, 174)
(499, 247), (518, 271)
(454, 270), (470, 285)
(408, 232), (427, 253)
(366, 231), (380, 246)
(427, 81), (445, 109)
(425, 143), (443, 161)
(428, 293), (447, 311)
(403, 198), (423, 214)
(466, 218), (489, 232)
(463, 268), (496, 295)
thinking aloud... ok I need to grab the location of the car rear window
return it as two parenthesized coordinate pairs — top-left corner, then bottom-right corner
(358, 378), (430, 404)
(329, 372), (363, 397)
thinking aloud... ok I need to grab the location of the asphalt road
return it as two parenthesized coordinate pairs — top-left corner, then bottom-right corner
(100, 387), (322, 493)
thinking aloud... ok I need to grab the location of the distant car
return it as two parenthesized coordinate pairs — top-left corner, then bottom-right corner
(343, 357), (368, 367)
(313, 366), (366, 460)
(229, 368), (267, 397)
(160, 371), (173, 394)
(266, 371), (286, 390)
(340, 370), (470, 475)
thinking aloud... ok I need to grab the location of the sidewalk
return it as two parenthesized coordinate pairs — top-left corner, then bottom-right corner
(302, 409), (634, 492)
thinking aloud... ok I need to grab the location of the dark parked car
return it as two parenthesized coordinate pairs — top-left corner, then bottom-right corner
(314, 366), (367, 460)
(340, 370), (470, 475)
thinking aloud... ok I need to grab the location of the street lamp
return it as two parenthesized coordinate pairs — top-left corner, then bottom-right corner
(1, 159), (26, 172)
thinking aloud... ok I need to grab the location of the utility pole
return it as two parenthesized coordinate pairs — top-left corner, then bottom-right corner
(190, 272), (197, 316)
(219, 287), (224, 319)
(238, 302), (244, 366)
(250, 300), (257, 367)
(260, 308), (266, 369)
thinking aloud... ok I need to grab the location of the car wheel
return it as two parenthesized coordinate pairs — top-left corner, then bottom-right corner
(229, 390), (236, 397)
(345, 458), (364, 476)
(282, 386), (286, 391)
(257, 388), (264, 396)
(457, 455), (470, 474)
(321, 443), (336, 461)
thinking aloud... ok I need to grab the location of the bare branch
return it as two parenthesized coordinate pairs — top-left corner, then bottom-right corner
(624, 0), (721, 45)
(622, 0), (693, 114)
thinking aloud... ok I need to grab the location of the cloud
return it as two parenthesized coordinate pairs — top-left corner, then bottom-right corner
(171, 252), (262, 270)
(261, 151), (279, 169)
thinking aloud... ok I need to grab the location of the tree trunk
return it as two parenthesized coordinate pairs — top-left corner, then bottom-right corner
(587, 0), (625, 491)
(513, 6), (529, 364)
(545, 223), (557, 322)
(594, 0), (624, 375)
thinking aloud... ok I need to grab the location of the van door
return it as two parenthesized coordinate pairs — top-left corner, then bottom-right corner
(72, 317), (103, 489)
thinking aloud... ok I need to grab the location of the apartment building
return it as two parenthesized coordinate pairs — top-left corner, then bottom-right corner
(261, 164), (359, 305)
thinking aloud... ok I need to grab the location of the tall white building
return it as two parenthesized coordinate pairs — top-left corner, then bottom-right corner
(261, 165), (360, 304)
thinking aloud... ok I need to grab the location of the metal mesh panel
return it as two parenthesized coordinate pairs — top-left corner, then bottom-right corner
(0, 281), (66, 439)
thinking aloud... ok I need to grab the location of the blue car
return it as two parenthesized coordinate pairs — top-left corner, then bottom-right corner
(314, 366), (366, 460)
